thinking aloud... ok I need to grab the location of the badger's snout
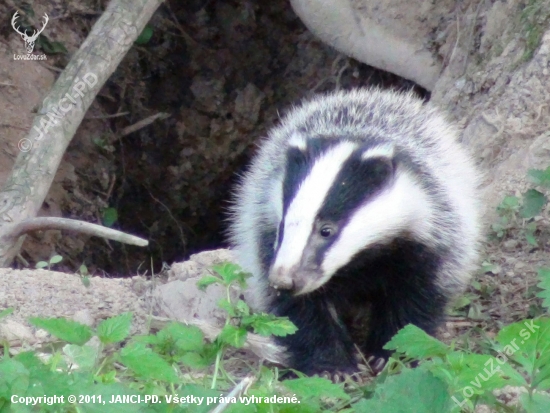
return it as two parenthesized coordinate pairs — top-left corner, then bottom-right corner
(268, 264), (324, 296)
(268, 266), (295, 290)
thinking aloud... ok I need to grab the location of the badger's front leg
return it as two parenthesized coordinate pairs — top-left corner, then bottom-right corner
(270, 291), (358, 376)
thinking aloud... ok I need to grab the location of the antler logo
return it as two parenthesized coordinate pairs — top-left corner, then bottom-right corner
(12, 11), (49, 54)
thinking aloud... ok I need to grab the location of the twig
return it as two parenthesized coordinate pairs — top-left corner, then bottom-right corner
(210, 375), (256, 413)
(3, 217), (148, 247)
(85, 111), (130, 119)
(119, 112), (170, 137)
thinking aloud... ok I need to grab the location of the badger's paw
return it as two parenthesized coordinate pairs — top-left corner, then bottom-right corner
(360, 356), (387, 376)
(313, 367), (364, 384)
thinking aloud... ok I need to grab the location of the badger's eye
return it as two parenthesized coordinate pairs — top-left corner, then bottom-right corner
(320, 226), (334, 238)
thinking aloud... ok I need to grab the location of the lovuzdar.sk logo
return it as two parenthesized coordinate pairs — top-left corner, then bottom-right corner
(12, 11), (48, 60)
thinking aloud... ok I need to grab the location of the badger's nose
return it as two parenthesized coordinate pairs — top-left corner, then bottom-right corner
(268, 266), (295, 290)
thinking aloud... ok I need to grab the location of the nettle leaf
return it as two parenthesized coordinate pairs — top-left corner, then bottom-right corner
(212, 263), (250, 287)
(495, 317), (550, 386)
(218, 324), (247, 348)
(235, 299), (250, 317)
(528, 166), (550, 188)
(0, 358), (30, 397)
(520, 189), (547, 218)
(196, 275), (220, 291)
(97, 312), (133, 344)
(63, 344), (97, 371)
(520, 392), (550, 413)
(430, 352), (525, 397)
(164, 323), (204, 352)
(218, 298), (235, 317)
(119, 342), (178, 383)
(537, 269), (550, 312)
(498, 195), (519, 212)
(353, 368), (450, 413)
(241, 313), (298, 337)
(283, 377), (349, 401)
(384, 324), (449, 359)
(29, 317), (92, 345)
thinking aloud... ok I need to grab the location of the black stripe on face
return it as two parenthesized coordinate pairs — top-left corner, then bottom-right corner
(317, 150), (395, 223)
(281, 138), (341, 214)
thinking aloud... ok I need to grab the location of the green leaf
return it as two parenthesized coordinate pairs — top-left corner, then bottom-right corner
(36, 261), (48, 269)
(495, 317), (550, 387)
(497, 195), (519, 213)
(102, 207), (118, 227)
(353, 368), (451, 413)
(49, 255), (63, 264)
(0, 358), (30, 397)
(29, 317), (92, 345)
(528, 166), (550, 187)
(520, 189), (547, 218)
(283, 377), (349, 401)
(384, 324), (450, 359)
(79, 264), (89, 276)
(196, 275), (220, 290)
(0, 307), (14, 319)
(63, 344), (97, 371)
(97, 312), (133, 344)
(537, 268), (550, 311)
(235, 299), (250, 317)
(212, 263), (250, 287)
(241, 313), (298, 337)
(119, 342), (178, 382)
(135, 26), (154, 45)
(218, 324), (247, 348)
(161, 322), (204, 352)
(429, 352), (525, 397)
(218, 298), (235, 317)
(520, 392), (550, 413)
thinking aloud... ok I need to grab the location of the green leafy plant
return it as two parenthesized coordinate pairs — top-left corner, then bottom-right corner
(35, 254), (63, 270)
(492, 166), (550, 245)
(7, 261), (550, 412)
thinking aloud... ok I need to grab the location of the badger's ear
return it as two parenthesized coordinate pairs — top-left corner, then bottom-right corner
(360, 143), (395, 161)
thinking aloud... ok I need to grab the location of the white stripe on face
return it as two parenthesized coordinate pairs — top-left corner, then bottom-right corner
(322, 171), (434, 276)
(272, 141), (358, 274)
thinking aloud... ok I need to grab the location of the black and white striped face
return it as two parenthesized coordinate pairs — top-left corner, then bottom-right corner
(268, 135), (434, 295)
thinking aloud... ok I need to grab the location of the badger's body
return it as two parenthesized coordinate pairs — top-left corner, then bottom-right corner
(228, 88), (481, 376)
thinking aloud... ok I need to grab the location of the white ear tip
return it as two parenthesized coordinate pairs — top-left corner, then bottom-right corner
(361, 144), (395, 160)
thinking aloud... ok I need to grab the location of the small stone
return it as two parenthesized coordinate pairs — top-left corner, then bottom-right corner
(514, 262), (526, 270)
(502, 240), (519, 251)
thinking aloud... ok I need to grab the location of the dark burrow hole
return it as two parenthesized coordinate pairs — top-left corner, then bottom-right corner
(31, 0), (429, 276)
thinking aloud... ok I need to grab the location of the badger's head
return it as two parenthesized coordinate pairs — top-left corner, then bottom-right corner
(268, 136), (435, 295)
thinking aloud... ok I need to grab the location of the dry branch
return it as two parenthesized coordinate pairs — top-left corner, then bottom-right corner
(0, 0), (163, 267)
(2, 217), (148, 247)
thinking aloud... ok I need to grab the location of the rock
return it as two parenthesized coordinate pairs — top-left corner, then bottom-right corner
(168, 249), (235, 282)
(0, 319), (35, 345)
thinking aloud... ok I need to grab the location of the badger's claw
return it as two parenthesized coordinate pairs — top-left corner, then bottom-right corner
(314, 369), (364, 384)
(365, 356), (387, 375)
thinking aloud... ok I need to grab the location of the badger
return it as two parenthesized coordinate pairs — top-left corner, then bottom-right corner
(228, 88), (481, 377)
